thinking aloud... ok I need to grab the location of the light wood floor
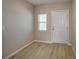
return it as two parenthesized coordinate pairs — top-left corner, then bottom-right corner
(10, 42), (75, 59)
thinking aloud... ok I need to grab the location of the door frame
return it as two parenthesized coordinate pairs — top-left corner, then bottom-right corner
(50, 9), (70, 44)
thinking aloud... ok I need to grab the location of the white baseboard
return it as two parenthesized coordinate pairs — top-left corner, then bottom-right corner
(4, 40), (52, 59)
(67, 43), (72, 46)
(34, 40), (72, 45)
(52, 41), (72, 46)
(34, 40), (53, 44)
(4, 40), (34, 59)
(4, 40), (72, 59)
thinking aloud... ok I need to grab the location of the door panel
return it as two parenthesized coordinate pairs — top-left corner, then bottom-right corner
(51, 10), (69, 43)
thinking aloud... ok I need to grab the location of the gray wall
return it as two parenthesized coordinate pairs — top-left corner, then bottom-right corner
(2, 0), (76, 58)
(71, 0), (76, 55)
(34, 2), (72, 42)
(2, 0), (34, 58)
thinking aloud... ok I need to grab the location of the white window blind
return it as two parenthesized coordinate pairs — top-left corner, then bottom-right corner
(38, 14), (47, 31)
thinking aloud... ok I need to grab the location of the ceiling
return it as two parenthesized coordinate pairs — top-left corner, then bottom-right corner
(26, 0), (72, 5)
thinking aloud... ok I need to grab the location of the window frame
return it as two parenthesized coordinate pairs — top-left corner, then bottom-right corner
(38, 14), (47, 31)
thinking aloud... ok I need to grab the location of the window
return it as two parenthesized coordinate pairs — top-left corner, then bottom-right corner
(38, 14), (47, 31)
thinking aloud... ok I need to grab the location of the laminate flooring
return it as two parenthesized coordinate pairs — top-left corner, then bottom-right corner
(10, 42), (75, 59)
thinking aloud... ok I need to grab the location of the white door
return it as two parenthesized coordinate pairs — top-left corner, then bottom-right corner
(51, 10), (69, 43)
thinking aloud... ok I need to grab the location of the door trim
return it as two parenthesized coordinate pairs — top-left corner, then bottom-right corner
(51, 9), (69, 44)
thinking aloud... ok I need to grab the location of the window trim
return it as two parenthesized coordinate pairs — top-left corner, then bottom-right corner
(38, 14), (47, 32)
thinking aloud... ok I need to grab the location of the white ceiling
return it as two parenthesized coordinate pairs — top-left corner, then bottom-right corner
(26, 0), (71, 5)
